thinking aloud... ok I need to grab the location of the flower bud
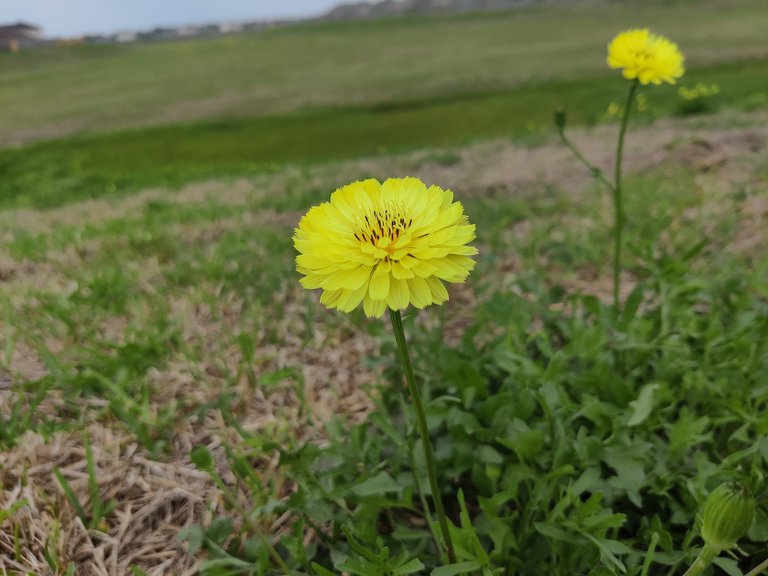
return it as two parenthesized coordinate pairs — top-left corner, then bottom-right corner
(700, 482), (755, 551)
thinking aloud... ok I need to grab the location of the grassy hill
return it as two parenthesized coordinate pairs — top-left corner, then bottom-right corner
(0, 0), (766, 146)
(0, 0), (766, 208)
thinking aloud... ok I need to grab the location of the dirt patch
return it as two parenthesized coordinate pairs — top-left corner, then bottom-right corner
(162, 283), (380, 439)
(730, 191), (768, 257)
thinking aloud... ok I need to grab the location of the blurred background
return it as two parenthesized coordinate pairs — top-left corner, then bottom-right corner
(0, 0), (766, 208)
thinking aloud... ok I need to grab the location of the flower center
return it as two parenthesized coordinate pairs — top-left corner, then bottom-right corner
(353, 204), (413, 253)
(632, 48), (653, 65)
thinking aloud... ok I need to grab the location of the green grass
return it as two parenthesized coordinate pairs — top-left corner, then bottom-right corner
(2, 55), (767, 209)
(0, 0), (766, 145)
(5, 143), (766, 574)
(1, 113), (766, 573)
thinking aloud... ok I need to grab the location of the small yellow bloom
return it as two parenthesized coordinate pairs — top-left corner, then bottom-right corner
(606, 101), (622, 118)
(294, 178), (478, 318)
(607, 29), (684, 85)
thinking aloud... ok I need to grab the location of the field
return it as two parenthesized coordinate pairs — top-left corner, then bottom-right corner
(2, 0), (768, 208)
(1, 0), (767, 575)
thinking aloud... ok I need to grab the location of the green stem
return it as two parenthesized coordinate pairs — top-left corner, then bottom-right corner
(408, 440), (443, 559)
(745, 557), (768, 576)
(556, 125), (616, 194)
(613, 79), (639, 316)
(641, 532), (660, 576)
(389, 309), (457, 564)
(681, 544), (718, 576)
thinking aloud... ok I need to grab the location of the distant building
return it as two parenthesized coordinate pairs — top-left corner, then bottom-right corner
(0, 22), (43, 52)
(137, 27), (180, 42)
(114, 31), (138, 43)
(218, 22), (244, 34)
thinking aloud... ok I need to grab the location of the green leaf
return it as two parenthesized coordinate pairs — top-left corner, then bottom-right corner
(312, 563), (339, 576)
(622, 283), (645, 323)
(0, 500), (27, 524)
(748, 508), (768, 542)
(579, 531), (628, 574)
(53, 467), (88, 524)
(393, 558), (426, 575)
(627, 383), (660, 427)
(712, 556), (743, 576)
(352, 471), (401, 496)
(431, 561), (483, 576)
(205, 516), (234, 545)
(603, 445), (646, 497)
(587, 567), (616, 576)
(583, 513), (627, 531)
(190, 445), (214, 472)
(534, 522), (582, 544)
(178, 525), (205, 556)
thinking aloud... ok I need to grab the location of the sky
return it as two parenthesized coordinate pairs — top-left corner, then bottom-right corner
(1, 0), (344, 37)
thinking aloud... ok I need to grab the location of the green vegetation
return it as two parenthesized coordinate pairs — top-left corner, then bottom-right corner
(1, 1), (767, 574)
(1, 0), (766, 209)
(0, 0), (766, 143)
(2, 136), (766, 574)
(2, 56), (768, 209)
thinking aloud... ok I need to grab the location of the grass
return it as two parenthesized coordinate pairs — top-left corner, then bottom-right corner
(0, 0), (766, 144)
(2, 55), (768, 209)
(1, 120), (766, 573)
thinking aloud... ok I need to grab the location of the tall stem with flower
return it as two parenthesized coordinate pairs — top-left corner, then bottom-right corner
(389, 308), (456, 563)
(612, 78), (639, 311)
(294, 177), (477, 565)
(557, 28), (684, 315)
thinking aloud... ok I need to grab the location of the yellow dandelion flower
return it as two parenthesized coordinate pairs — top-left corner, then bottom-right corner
(607, 28), (684, 85)
(293, 177), (478, 318)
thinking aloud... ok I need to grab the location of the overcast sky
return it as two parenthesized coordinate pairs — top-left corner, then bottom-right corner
(1, 0), (343, 37)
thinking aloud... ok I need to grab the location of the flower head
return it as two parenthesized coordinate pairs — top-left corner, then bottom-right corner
(294, 177), (477, 318)
(700, 482), (755, 551)
(608, 29), (684, 85)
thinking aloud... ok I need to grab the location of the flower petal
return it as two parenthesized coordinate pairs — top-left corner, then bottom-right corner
(387, 278), (410, 310)
(368, 261), (391, 301)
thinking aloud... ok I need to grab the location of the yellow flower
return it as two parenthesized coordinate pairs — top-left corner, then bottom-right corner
(294, 178), (478, 318)
(606, 101), (623, 118)
(607, 29), (684, 85)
